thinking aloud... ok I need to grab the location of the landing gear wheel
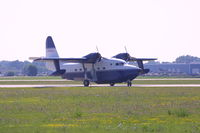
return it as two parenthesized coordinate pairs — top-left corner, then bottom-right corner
(110, 83), (115, 86)
(127, 80), (132, 87)
(83, 80), (90, 87)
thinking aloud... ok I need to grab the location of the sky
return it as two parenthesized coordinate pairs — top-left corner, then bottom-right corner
(0, 0), (200, 62)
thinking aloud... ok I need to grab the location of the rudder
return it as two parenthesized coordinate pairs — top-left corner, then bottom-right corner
(45, 36), (61, 72)
(46, 36), (59, 57)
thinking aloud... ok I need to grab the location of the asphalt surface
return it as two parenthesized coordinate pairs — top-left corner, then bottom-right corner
(1, 84), (200, 88)
(0, 78), (200, 88)
(0, 78), (200, 81)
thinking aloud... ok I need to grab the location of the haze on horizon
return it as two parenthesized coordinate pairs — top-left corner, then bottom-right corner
(0, 0), (200, 62)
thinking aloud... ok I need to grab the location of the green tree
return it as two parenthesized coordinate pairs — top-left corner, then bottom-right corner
(175, 55), (200, 64)
(23, 65), (38, 76)
(5, 71), (15, 76)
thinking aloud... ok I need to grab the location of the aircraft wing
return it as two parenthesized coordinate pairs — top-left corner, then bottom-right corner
(129, 57), (157, 61)
(128, 57), (157, 72)
(29, 57), (89, 63)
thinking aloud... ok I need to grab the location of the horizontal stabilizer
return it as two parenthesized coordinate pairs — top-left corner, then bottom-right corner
(31, 57), (97, 64)
(29, 57), (42, 60)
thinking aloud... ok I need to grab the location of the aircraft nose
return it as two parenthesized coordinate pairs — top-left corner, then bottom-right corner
(126, 67), (142, 79)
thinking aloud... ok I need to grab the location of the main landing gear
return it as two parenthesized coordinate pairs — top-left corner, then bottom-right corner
(127, 80), (132, 87)
(83, 80), (90, 87)
(110, 81), (132, 87)
(110, 83), (115, 86)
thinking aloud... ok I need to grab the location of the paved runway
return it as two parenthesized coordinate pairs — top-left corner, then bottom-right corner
(0, 78), (200, 82)
(1, 84), (200, 88)
(0, 78), (200, 88)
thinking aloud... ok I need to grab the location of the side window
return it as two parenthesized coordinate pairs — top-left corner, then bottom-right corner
(115, 62), (124, 66)
(103, 67), (106, 70)
(120, 63), (124, 66)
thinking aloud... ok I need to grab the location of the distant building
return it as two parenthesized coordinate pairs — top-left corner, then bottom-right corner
(144, 63), (200, 75)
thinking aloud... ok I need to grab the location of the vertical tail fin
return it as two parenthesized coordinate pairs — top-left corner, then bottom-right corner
(46, 36), (59, 57)
(45, 36), (62, 74)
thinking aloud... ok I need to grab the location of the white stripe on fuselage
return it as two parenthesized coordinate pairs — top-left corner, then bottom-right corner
(60, 58), (139, 73)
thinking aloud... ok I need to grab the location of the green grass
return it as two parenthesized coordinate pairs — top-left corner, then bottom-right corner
(167, 108), (190, 117)
(0, 87), (199, 133)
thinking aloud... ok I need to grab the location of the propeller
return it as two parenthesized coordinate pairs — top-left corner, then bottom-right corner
(113, 46), (156, 62)
(113, 46), (138, 61)
(96, 46), (101, 62)
(124, 46), (128, 53)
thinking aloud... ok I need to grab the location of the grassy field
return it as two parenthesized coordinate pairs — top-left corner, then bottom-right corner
(0, 86), (199, 133)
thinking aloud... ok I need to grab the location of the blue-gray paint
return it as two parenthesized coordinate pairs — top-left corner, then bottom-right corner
(62, 69), (140, 84)
(46, 36), (55, 48)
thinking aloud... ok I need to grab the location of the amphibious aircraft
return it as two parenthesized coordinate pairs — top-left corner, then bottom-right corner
(30, 36), (156, 87)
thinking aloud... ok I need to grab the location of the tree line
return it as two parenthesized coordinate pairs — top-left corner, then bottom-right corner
(0, 55), (200, 76)
(0, 60), (51, 76)
(146, 55), (200, 65)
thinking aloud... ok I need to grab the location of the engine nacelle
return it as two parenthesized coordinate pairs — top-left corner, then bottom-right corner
(84, 52), (102, 63)
(113, 53), (130, 61)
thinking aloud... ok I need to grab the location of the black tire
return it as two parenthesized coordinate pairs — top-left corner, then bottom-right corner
(127, 81), (132, 87)
(110, 83), (115, 86)
(83, 80), (90, 87)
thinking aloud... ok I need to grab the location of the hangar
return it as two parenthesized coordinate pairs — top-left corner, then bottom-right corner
(144, 63), (200, 75)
